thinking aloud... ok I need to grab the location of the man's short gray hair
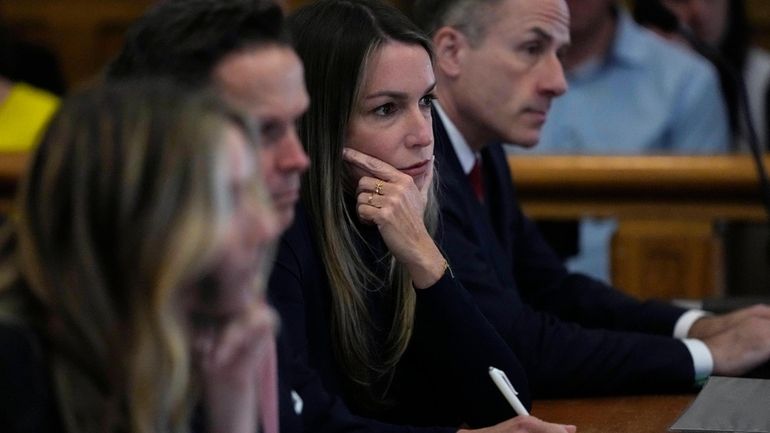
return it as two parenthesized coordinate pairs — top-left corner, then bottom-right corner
(412, 0), (505, 44)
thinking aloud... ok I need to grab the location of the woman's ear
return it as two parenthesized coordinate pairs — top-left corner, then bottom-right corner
(432, 26), (467, 79)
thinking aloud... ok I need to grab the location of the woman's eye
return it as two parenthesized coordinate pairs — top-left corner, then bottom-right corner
(374, 103), (397, 116)
(419, 94), (436, 108)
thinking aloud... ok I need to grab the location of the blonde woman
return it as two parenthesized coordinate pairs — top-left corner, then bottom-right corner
(0, 81), (280, 433)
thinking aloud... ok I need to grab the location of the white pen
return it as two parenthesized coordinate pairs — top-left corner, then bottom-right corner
(488, 366), (529, 416)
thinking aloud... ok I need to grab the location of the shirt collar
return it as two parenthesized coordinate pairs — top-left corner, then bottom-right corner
(434, 101), (477, 175)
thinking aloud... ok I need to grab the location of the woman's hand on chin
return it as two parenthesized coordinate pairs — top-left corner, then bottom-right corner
(343, 147), (445, 288)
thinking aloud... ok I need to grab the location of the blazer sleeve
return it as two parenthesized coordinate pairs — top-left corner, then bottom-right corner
(486, 144), (688, 336)
(407, 271), (531, 427)
(509, 192), (688, 335)
(439, 188), (697, 396)
(433, 115), (699, 396)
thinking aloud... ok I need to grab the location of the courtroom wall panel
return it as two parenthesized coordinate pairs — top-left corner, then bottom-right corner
(612, 220), (723, 300)
(4, 0), (770, 90)
(0, 0), (406, 89)
(1, 0), (156, 88)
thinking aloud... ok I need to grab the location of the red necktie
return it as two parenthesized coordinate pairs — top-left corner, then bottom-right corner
(468, 157), (484, 202)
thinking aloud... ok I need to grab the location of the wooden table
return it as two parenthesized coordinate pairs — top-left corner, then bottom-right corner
(532, 394), (696, 433)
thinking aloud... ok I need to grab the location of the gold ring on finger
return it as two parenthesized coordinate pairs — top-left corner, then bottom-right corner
(375, 179), (384, 195)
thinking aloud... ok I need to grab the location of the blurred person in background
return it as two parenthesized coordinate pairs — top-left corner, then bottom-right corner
(648, 0), (770, 149)
(0, 81), (281, 433)
(641, 0), (770, 300)
(0, 20), (61, 152)
(520, 0), (729, 283)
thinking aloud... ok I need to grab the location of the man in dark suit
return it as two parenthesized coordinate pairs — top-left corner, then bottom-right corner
(109, 0), (310, 232)
(413, 0), (770, 396)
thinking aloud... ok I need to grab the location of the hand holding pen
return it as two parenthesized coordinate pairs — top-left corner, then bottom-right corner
(460, 366), (576, 433)
(489, 366), (529, 416)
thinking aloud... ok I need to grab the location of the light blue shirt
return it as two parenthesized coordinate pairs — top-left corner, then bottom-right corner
(518, 10), (730, 283)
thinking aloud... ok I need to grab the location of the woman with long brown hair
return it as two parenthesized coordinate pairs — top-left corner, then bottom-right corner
(269, 1), (576, 432)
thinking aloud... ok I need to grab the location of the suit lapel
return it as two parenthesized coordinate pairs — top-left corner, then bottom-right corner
(433, 114), (517, 290)
(481, 143), (517, 260)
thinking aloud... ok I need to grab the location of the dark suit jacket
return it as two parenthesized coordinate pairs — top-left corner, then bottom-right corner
(433, 113), (698, 396)
(269, 203), (530, 431)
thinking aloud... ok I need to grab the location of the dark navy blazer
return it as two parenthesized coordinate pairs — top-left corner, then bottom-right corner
(433, 113), (697, 397)
(269, 203), (530, 431)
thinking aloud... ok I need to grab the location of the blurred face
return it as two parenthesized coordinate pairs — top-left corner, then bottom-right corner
(451, 0), (570, 148)
(345, 42), (436, 190)
(215, 46), (311, 230)
(662, 0), (729, 46)
(565, 0), (614, 39)
(185, 125), (279, 338)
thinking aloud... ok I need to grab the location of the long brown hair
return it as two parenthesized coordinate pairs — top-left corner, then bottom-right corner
(290, 0), (438, 409)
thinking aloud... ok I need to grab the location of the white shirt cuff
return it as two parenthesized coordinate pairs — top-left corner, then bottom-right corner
(681, 338), (713, 385)
(673, 309), (712, 339)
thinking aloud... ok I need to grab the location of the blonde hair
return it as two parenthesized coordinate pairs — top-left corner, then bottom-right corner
(0, 81), (266, 433)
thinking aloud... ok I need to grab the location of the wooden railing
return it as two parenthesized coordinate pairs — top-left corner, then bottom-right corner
(509, 155), (770, 300)
(3, 153), (766, 300)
